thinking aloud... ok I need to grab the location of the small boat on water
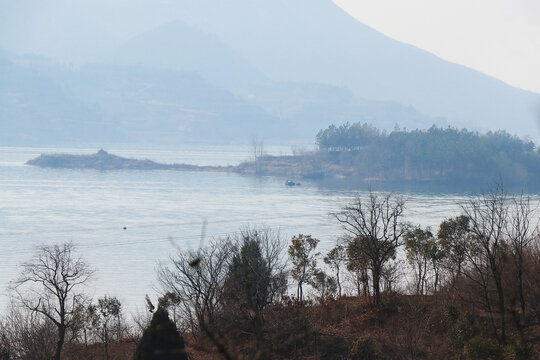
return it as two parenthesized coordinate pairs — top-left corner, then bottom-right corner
(285, 180), (301, 187)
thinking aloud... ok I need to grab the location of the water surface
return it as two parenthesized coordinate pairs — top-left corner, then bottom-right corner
(1, 145), (536, 312)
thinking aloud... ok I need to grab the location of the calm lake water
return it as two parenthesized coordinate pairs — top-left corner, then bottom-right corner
(1, 145), (538, 313)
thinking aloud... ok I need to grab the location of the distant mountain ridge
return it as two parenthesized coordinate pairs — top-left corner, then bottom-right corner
(0, 55), (285, 145)
(1, 49), (437, 145)
(109, 21), (267, 91)
(2, 0), (539, 145)
(126, 0), (539, 135)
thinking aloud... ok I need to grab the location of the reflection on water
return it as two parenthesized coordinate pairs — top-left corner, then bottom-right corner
(1, 145), (539, 312)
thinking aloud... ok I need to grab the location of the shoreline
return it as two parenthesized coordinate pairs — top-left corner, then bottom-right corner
(25, 149), (540, 193)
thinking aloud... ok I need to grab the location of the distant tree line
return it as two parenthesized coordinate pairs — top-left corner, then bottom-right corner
(315, 123), (539, 182)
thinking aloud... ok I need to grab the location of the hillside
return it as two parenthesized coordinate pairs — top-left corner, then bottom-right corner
(0, 56), (121, 144)
(0, 54), (287, 144)
(108, 20), (267, 91)
(2, 0), (540, 143)
(0, 51), (438, 145)
(151, 0), (540, 136)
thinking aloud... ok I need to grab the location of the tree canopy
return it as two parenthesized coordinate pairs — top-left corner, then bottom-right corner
(315, 123), (539, 183)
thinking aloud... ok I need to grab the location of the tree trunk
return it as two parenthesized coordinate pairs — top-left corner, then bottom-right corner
(434, 270), (439, 294)
(416, 264), (422, 295)
(495, 276), (507, 344)
(55, 325), (65, 360)
(336, 269), (341, 297)
(372, 265), (381, 305)
(104, 326), (110, 360)
(517, 259), (526, 328)
(253, 312), (265, 355)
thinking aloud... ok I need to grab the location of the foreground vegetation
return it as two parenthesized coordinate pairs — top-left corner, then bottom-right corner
(1, 186), (540, 359)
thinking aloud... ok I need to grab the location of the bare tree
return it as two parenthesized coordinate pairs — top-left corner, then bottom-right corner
(251, 136), (265, 174)
(158, 237), (234, 331)
(11, 242), (93, 360)
(507, 192), (537, 329)
(251, 136), (265, 161)
(461, 183), (509, 344)
(333, 190), (405, 305)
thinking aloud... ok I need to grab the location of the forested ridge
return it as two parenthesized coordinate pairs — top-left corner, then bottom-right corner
(314, 123), (539, 182)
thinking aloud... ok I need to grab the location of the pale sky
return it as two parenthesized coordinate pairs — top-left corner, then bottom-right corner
(335, 0), (540, 94)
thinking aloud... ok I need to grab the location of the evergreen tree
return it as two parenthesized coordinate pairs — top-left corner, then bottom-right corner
(134, 307), (187, 360)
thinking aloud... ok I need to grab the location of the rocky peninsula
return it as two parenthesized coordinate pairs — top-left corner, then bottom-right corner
(25, 149), (333, 181)
(26, 149), (231, 172)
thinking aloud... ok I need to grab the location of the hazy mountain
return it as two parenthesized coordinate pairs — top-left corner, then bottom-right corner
(108, 20), (267, 92)
(155, 0), (540, 136)
(62, 64), (282, 143)
(1, 49), (440, 145)
(2, 0), (539, 144)
(0, 53), (289, 145)
(0, 55), (120, 145)
(242, 82), (442, 133)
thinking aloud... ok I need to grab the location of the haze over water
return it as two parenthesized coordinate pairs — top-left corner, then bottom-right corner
(2, 145), (538, 312)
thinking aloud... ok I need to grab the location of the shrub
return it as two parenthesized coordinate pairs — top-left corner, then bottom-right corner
(348, 335), (384, 360)
(448, 311), (476, 350)
(318, 335), (349, 360)
(506, 339), (535, 360)
(464, 337), (503, 360)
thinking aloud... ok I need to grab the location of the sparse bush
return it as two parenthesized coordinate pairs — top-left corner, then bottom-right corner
(464, 337), (503, 360)
(267, 307), (313, 358)
(448, 311), (477, 350)
(505, 339), (535, 360)
(0, 303), (57, 360)
(348, 335), (384, 360)
(444, 304), (460, 324)
(310, 269), (337, 304)
(0, 324), (10, 360)
(318, 335), (349, 359)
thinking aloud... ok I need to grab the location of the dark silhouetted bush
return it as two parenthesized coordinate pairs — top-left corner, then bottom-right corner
(134, 307), (187, 360)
